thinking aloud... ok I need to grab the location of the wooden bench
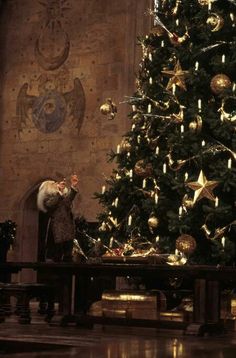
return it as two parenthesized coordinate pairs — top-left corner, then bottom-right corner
(0, 282), (55, 324)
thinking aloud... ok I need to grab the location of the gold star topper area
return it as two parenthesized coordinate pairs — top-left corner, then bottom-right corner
(186, 170), (219, 204)
(162, 60), (189, 91)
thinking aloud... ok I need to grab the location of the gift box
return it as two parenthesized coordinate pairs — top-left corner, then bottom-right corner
(100, 289), (166, 320)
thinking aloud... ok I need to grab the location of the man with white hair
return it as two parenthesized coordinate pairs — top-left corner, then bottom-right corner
(37, 174), (79, 262)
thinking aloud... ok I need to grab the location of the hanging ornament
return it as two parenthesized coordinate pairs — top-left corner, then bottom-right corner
(167, 153), (186, 171)
(148, 214), (159, 232)
(198, 0), (216, 6)
(120, 139), (132, 152)
(176, 234), (197, 255)
(170, 105), (185, 122)
(100, 98), (117, 120)
(172, 0), (181, 15)
(210, 74), (232, 95)
(206, 13), (224, 32)
(189, 115), (202, 133)
(134, 160), (153, 177)
(162, 60), (189, 91)
(201, 223), (212, 238)
(182, 194), (194, 209)
(169, 27), (189, 46)
(186, 170), (219, 203)
(218, 96), (236, 122)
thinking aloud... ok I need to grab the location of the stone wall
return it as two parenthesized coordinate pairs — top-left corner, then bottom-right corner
(0, 0), (151, 263)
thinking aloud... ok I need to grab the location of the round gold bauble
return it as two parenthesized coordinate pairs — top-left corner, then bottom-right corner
(120, 139), (132, 152)
(99, 98), (117, 119)
(210, 74), (232, 95)
(176, 234), (197, 255)
(100, 103), (111, 115)
(148, 216), (159, 228)
(134, 160), (153, 177)
(206, 13), (224, 32)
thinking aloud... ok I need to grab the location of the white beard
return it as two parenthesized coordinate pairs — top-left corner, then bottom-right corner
(37, 180), (68, 212)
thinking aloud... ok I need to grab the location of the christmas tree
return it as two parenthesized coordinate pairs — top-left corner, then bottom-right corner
(95, 0), (236, 265)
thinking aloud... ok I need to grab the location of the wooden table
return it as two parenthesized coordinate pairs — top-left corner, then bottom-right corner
(0, 262), (235, 334)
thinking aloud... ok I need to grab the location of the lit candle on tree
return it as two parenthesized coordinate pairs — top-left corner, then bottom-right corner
(142, 179), (146, 188)
(155, 193), (158, 204)
(128, 215), (132, 226)
(172, 84), (176, 95)
(178, 206), (183, 217)
(198, 99), (202, 112)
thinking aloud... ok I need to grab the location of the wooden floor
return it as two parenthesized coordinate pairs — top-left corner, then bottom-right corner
(1, 306), (236, 357)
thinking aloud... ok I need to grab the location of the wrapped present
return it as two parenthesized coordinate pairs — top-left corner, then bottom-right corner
(88, 301), (102, 317)
(160, 311), (185, 322)
(100, 289), (166, 320)
(160, 310), (192, 322)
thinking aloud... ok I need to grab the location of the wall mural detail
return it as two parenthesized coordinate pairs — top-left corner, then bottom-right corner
(16, 0), (86, 135)
(16, 74), (85, 133)
(35, 0), (70, 70)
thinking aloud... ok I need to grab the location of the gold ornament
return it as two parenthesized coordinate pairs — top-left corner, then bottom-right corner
(218, 96), (236, 122)
(167, 253), (187, 266)
(100, 98), (117, 120)
(210, 74), (232, 95)
(172, 0), (181, 15)
(169, 28), (189, 46)
(162, 60), (189, 91)
(120, 139), (132, 152)
(134, 160), (153, 177)
(186, 170), (219, 203)
(170, 105), (185, 123)
(182, 194), (194, 209)
(148, 215), (159, 232)
(207, 13), (224, 32)
(167, 153), (186, 171)
(189, 115), (202, 133)
(176, 234), (197, 255)
(198, 0), (215, 6)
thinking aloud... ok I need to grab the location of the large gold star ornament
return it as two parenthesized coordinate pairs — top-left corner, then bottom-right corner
(162, 60), (189, 91)
(186, 170), (219, 204)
